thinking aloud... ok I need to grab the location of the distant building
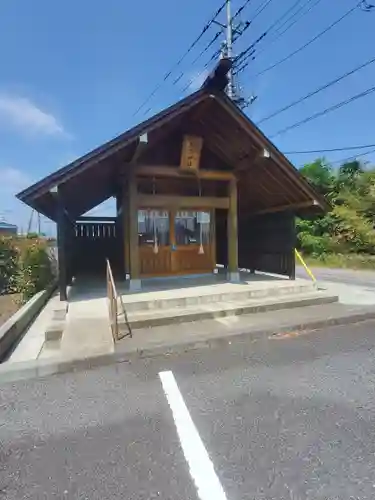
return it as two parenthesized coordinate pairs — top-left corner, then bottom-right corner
(0, 221), (17, 236)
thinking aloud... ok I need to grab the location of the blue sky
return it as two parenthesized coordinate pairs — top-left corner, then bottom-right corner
(0, 0), (374, 232)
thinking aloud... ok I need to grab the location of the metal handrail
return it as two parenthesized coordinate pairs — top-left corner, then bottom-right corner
(106, 259), (132, 341)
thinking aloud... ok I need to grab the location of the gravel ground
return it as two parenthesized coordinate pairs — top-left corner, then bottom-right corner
(0, 293), (20, 326)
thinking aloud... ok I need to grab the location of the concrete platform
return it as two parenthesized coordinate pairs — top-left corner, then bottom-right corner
(120, 273), (314, 311)
(118, 273), (338, 331)
(6, 272), (337, 364)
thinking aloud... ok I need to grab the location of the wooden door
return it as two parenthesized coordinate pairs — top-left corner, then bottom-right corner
(172, 210), (215, 275)
(138, 209), (216, 277)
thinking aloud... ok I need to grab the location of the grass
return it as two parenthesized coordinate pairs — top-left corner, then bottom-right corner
(302, 253), (375, 271)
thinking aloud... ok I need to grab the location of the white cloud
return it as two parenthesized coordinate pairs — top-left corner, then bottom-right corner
(0, 167), (31, 194)
(0, 95), (67, 137)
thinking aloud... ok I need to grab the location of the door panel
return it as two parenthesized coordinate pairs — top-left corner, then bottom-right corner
(138, 210), (171, 277)
(173, 211), (214, 274)
(138, 209), (216, 277)
(139, 246), (172, 276)
(173, 245), (213, 274)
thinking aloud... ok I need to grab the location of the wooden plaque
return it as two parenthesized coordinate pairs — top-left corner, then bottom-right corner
(180, 135), (203, 172)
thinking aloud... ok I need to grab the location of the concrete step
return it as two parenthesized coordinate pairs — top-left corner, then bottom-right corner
(121, 280), (318, 313)
(118, 290), (338, 330)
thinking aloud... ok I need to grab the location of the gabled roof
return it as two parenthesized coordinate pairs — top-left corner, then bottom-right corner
(17, 87), (328, 220)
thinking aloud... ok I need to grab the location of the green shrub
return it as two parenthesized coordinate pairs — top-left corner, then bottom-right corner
(0, 237), (18, 294)
(16, 240), (54, 302)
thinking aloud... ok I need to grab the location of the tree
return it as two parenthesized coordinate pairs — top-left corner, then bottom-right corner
(300, 158), (336, 198)
(298, 157), (375, 256)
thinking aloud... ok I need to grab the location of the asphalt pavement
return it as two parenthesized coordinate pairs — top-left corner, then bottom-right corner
(1, 320), (375, 499)
(296, 266), (375, 306)
(296, 265), (375, 287)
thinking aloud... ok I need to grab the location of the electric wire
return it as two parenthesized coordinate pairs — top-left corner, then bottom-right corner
(270, 84), (375, 138)
(235, 0), (306, 66)
(132, 0), (228, 116)
(236, 0), (323, 73)
(254, 1), (364, 78)
(331, 147), (375, 165)
(284, 143), (375, 154)
(258, 54), (375, 124)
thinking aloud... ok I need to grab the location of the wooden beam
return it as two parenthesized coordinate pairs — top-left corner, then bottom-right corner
(215, 95), (327, 205)
(251, 200), (317, 216)
(76, 216), (116, 222)
(234, 149), (259, 173)
(135, 165), (234, 181)
(130, 134), (148, 164)
(137, 194), (230, 209)
(56, 187), (67, 301)
(227, 178), (238, 275)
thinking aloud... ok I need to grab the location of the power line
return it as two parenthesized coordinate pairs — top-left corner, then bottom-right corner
(265, 0), (306, 35)
(331, 147), (375, 165)
(248, 0), (276, 23)
(234, 0), (314, 74)
(132, 0), (228, 117)
(234, 0), (277, 64)
(270, 84), (375, 138)
(173, 31), (222, 85)
(235, 0), (306, 66)
(181, 50), (220, 94)
(248, 0), (324, 64)
(284, 143), (375, 154)
(232, 0), (253, 21)
(253, 1), (365, 79)
(258, 54), (375, 124)
(181, 0), (257, 96)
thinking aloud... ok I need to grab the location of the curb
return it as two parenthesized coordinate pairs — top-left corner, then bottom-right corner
(0, 281), (57, 361)
(1, 308), (375, 384)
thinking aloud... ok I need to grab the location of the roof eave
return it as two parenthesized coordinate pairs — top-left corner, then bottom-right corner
(209, 91), (330, 212)
(17, 88), (209, 206)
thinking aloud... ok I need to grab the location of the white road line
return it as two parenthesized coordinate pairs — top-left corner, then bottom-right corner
(159, 370), (228, 500)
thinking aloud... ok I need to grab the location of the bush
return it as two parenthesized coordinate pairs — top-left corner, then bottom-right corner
(15, 240), (55, 302)
(0, 237), (18, 294)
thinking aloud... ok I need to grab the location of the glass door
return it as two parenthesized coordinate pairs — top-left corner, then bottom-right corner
(172, 210), (214, 274)
(138, 209), (215, 277)
(138, 210), (171, 276)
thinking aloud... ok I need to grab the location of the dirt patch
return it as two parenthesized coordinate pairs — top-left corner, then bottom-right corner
(0, 294), (21, 327)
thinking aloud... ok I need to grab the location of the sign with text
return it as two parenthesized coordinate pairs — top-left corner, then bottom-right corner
(180, 135), (203, 172)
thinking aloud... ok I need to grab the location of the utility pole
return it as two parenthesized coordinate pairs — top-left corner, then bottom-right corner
(213, 0), (255, 109)
(225, 0), (234, 99)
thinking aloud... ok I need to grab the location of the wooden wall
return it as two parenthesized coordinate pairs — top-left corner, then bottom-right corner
(238, 211), (296, 279)
(70, 218), (123, 278)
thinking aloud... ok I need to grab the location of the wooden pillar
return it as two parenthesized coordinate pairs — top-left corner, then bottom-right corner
(122, 182), (130, 277)
(56, 187), (68, 301)
(128, 172), (141, 290)
(115, 191), (123, 275)
(289, 211), (296, 280)
(211, 209), (217, 274)
(227, 178), (240, 282)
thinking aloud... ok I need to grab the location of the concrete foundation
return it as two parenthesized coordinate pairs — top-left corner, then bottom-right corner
(129, 279), (142, 292)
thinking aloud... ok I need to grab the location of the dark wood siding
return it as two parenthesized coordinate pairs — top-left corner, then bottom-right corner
(238, 211), (296, 279)
(71, 219), (123, 277)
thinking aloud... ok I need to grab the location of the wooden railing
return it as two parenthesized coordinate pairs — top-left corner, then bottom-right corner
(106, 259), (132, 341)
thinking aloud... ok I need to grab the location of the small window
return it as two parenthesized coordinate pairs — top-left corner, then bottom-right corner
(138, 210), (170, 246)
(175, 211), (210, 246)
